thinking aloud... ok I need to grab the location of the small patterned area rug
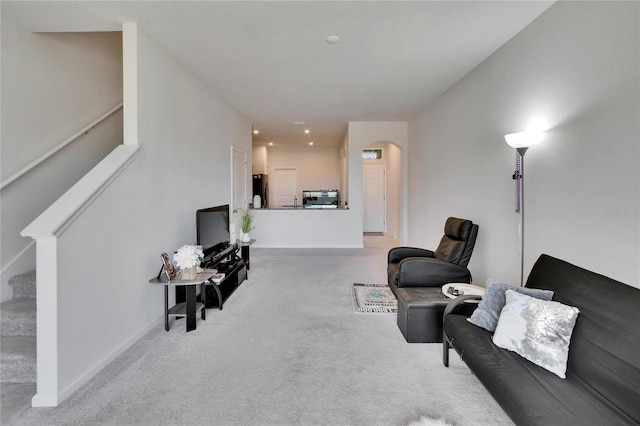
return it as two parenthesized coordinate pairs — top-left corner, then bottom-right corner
(351, 283), (398, 314)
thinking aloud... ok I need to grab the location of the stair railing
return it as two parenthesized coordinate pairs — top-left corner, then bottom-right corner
(0, 103), (123, 191)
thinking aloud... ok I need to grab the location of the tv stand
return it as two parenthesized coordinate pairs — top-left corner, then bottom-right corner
(205, 257), (246, 309)
(175, 248), (247, 310)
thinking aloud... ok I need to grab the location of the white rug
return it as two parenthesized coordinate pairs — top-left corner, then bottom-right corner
(351, 283), (398, 314)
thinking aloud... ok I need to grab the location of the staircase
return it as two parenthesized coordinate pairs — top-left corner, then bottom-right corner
(1, 271), (36, 384)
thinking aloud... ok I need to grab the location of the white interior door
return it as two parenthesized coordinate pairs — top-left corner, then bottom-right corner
(231, 146), (247, 240)
(363, 163), (385, 232)
(273, 168), (297, 207)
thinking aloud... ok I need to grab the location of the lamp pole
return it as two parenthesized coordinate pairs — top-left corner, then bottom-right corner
(505, 130), (542, 286)
(516, 147), (528, 286)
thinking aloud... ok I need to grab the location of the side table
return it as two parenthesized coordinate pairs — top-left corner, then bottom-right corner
(236, 239), (255, 273)
(149, 269), (217, 332)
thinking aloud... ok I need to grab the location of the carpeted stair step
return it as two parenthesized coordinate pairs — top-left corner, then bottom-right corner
(8, 271), (36, 299)
(0, 336), (36, 383)
(0, 299), (36, 337)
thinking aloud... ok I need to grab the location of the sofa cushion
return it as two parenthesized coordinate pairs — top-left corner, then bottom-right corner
(467, 281), (553, 332)
(492, 290), (580, 378)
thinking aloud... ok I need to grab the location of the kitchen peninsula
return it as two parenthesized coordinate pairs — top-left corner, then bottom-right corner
(248, 205), (362, 248)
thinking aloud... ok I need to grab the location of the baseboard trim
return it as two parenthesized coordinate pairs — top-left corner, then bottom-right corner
(31, 393), (58, 408)
(33, 315), (162, 407)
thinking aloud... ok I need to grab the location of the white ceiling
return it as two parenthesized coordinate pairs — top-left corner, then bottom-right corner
(2, 1), (554, 147)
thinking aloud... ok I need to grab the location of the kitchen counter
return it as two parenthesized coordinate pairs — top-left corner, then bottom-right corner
(252, 206), (348, 210)
(246, 207), (361, 248)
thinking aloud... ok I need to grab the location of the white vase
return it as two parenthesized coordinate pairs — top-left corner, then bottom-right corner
(241, 232), (251, 243)
(180, 266), (197, 280)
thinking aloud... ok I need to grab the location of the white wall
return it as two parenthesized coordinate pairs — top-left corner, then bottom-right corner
(267, 146), (341, 203)
(0, 18), (123, 301)
(386, 143), (402, 239)
(408, 1), (639, 287)
(252, 145), (268, 175)
(348, 122), (409, 244)
(42, 25), (250, 403)
(339, 133), (349, 205)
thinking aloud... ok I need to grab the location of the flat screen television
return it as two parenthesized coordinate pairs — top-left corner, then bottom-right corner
(196, 204), (233, 263)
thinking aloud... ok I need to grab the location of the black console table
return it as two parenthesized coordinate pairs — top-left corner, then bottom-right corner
(205, 258), (247, 309)
(174, 247), (247, 311)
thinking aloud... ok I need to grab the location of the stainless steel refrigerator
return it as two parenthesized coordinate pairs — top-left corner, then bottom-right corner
(252, 174), (268, 207)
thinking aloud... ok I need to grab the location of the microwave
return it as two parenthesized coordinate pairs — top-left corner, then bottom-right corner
(302, 190), (339, 208)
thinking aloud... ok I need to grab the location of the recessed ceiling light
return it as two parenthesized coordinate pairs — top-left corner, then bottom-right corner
(268, 142), (273, 146)
(304, 129), (310, 134)
(253, 129), (259, 135)
(326, 35), (340, 44)
(309, 141), (314, 146)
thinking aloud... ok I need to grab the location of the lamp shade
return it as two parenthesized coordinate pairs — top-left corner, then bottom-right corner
(504, 131), (543, 149)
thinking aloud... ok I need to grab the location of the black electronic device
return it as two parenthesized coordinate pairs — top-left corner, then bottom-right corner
(196, 204), (235, 265)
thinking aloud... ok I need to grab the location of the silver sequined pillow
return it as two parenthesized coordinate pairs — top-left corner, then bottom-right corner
(492, 290), (580, 379)
(467, 281), (554, 332)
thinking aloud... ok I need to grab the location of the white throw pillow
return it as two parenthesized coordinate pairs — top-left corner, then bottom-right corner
(492, 290), (580, 379)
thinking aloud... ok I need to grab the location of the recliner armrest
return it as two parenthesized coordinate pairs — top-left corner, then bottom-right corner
(396, 257), (472, 287)
(388, 247), (435, 264)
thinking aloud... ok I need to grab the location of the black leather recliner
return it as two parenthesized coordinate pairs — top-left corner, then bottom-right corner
(387, 217), (478, 295)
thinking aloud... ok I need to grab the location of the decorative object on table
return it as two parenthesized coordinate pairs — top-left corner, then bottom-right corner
(504, 130), (543, 285)
(351, 283), (397, 314)
(159, 252), (176, 280)
(211, 272), (225, 283)
(173, 245), (204, 280)
(237, 208), (254, 242)
(441, 283), (485, 299)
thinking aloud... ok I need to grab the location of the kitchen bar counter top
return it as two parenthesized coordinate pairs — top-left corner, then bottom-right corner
(251, 206), (348, 210)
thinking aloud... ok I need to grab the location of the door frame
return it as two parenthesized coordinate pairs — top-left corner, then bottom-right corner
(272, 167), (298, 207)
(230, 145), (247, 241)
(363, 161), (387, 233)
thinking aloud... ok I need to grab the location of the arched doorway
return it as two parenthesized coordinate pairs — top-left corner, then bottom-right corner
(362, 141), (402, 238)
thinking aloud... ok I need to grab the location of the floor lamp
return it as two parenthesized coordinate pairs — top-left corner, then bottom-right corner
(505, 131), (542, 286)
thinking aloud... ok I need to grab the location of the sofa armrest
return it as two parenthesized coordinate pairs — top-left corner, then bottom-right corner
(396, 257), (471, 287)
(443, 294), (482, 317)
(388, 247), (435, 264)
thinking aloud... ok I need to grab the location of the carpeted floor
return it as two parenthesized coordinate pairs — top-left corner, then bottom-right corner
(2, 237), (513, 425)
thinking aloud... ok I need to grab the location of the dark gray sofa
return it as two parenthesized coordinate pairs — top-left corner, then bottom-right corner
(443, 254), (640, 425)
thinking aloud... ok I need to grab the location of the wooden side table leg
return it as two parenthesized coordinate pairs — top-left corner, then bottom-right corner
(164, 286), (169, 331)
(186, 285), (197, 332)
(201, 282), (206, 321)
(242, 245), (250, 271)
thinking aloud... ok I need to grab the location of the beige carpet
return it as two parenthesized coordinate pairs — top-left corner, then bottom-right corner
(3, 245), (513, 426)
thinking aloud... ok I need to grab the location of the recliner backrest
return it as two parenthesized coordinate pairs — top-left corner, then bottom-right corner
(434, 217), (478, 267)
